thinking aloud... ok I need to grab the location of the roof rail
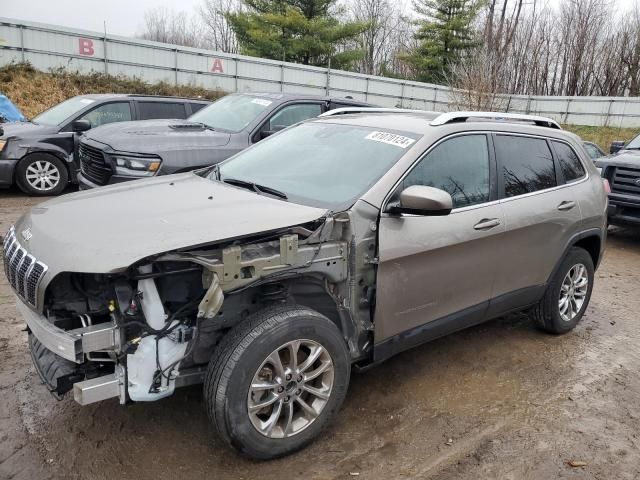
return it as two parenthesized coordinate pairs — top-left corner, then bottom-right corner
(319, 107), (436, 117)
(430, 111), (562, 129)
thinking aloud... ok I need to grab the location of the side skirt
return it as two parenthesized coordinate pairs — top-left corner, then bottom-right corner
(372, 301), (488, 363)
(371, 285), (547, 365)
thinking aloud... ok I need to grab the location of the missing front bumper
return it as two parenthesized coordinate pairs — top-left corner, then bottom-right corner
(17, 299), (120, 363)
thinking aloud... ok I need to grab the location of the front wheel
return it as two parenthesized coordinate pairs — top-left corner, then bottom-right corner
(530, 247), (595, 334)
(204, 305), (350, 460)
(15, 153), (68, 196)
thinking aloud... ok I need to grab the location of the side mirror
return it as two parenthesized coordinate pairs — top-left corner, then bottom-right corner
(260, 124), (286, 140)
(610, 140), (625, 154)
(388, 185), (453, 216)
(72, 119), (92, 133)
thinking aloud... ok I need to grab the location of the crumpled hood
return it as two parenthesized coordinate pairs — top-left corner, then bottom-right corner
(595, 150), (640, 169)
(14, 173), (327, 275)
(82, 119), (231, 154)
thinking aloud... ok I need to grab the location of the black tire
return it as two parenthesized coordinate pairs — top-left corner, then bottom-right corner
(204, 305), (350, 460)
(530, 247), (594, 334)
(15, 153), (68, 196)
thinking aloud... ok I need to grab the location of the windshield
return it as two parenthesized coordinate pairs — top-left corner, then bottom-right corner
(215, 122), (420, 209)
(32, 96), (96, 126)
(625, 134), (640, 149)
(189, 94), (273, 132)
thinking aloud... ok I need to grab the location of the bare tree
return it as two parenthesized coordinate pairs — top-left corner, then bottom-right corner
(199, 0), (241, 54)
(138, 7), (208, 48)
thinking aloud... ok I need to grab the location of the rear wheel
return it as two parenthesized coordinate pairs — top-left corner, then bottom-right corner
(204, 305), (350, 460)
(16, 153), (68, 196)
(530, 247), (594, 334)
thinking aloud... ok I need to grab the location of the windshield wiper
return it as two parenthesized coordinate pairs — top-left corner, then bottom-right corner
(223, 177), (288, 200)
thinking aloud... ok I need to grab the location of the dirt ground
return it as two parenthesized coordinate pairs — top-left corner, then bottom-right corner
(1, 187), (640, 480)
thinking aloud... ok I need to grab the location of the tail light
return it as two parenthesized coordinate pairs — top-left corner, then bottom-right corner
(603, 178), (611, 194)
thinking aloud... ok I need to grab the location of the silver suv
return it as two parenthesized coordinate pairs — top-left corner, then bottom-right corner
(3, 110), (607, 459)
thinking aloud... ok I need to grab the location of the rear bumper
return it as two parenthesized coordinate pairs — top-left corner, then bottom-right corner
(17, 298), (121, 363)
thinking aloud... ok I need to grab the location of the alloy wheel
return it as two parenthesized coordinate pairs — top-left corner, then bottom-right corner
(559, 263), (589, 322)
(25, 160), (61, 192)
(247, 339), (334, 439)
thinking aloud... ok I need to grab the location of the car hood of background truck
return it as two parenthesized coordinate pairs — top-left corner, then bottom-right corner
(13, 173), (327, 275)
(595, 150), (640, 169)
(82, 119), (231, 154)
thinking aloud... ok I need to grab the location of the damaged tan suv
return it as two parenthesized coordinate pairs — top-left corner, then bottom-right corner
(3, 109), (607, 459)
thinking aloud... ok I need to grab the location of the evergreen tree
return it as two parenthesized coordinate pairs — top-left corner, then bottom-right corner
(226, 0), (368, 69)
(402, 0), (483, 83)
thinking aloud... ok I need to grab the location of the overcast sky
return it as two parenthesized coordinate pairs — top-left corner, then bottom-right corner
(2, 0), (639, 38)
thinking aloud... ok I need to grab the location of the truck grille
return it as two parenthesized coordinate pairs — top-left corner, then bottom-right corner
(611, 167), (640, 195)
(79, 142), (112, 185)
(2, 227), (48, 308)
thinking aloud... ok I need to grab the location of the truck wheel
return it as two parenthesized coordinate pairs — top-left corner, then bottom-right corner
(15, 153), (68, 196)
(530, 247), (594, 334)
(204, 305), (350, 460)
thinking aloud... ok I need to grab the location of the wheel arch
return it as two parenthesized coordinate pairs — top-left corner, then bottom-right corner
(547, 229), (603, 286)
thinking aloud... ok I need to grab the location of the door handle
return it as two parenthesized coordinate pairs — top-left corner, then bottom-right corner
(473, 218), (501, 230)
(557, 201), (576, 211)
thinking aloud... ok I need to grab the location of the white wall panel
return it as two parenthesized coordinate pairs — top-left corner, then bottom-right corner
(4, 17), (640, 126)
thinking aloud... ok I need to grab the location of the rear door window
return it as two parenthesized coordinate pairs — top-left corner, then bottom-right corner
(138, 102), (186, 120)
(553, 141), (586, 182)
(495, 135), (557, 198)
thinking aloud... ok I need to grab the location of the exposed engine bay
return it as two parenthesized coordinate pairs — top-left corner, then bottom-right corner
(31, 208), (378, 405)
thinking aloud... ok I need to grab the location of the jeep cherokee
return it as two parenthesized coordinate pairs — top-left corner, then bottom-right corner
(3, 109), (607, 459)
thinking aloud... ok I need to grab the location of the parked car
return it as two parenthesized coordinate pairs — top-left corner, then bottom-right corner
(4, 110), (607, 460)
(76, 92), (371, 190)
(0, 94), (210, 195)
(583, 141), (606, 160)
(0, 94), (26, 123)
(594, 131), (640, 226)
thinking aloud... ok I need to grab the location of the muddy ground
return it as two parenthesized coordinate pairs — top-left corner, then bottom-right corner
(1, 187), (640, 480)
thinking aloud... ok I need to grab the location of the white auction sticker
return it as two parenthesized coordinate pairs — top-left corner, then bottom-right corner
(251, 98), (272, 107)
(365, 131), (415, 148)
(79, 98), (95, 105)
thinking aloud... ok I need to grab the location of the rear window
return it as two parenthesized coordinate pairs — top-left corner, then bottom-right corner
(138, 102), (186, 120)
(495, 135), (557, 198)
(553, 141), (586, 182)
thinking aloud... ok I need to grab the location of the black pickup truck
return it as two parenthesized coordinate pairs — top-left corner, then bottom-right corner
(596, 133), (640, 226)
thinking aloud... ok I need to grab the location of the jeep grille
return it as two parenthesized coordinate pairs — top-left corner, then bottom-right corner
(2, 227), (48, 308)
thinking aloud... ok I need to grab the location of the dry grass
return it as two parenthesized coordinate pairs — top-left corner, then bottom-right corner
(0, 63), (225, 119)
(564, 124), (639, 152)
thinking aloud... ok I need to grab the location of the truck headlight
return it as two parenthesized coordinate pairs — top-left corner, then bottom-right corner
(112, 155), (161, 177)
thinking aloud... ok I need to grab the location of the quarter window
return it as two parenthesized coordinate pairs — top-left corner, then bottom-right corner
(403, 135), (490, 209)
(553, 141), (586, 182)
(79, 102), (132, 128)
(495, 135), (556, 198)
(138, 102), (186, 120)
